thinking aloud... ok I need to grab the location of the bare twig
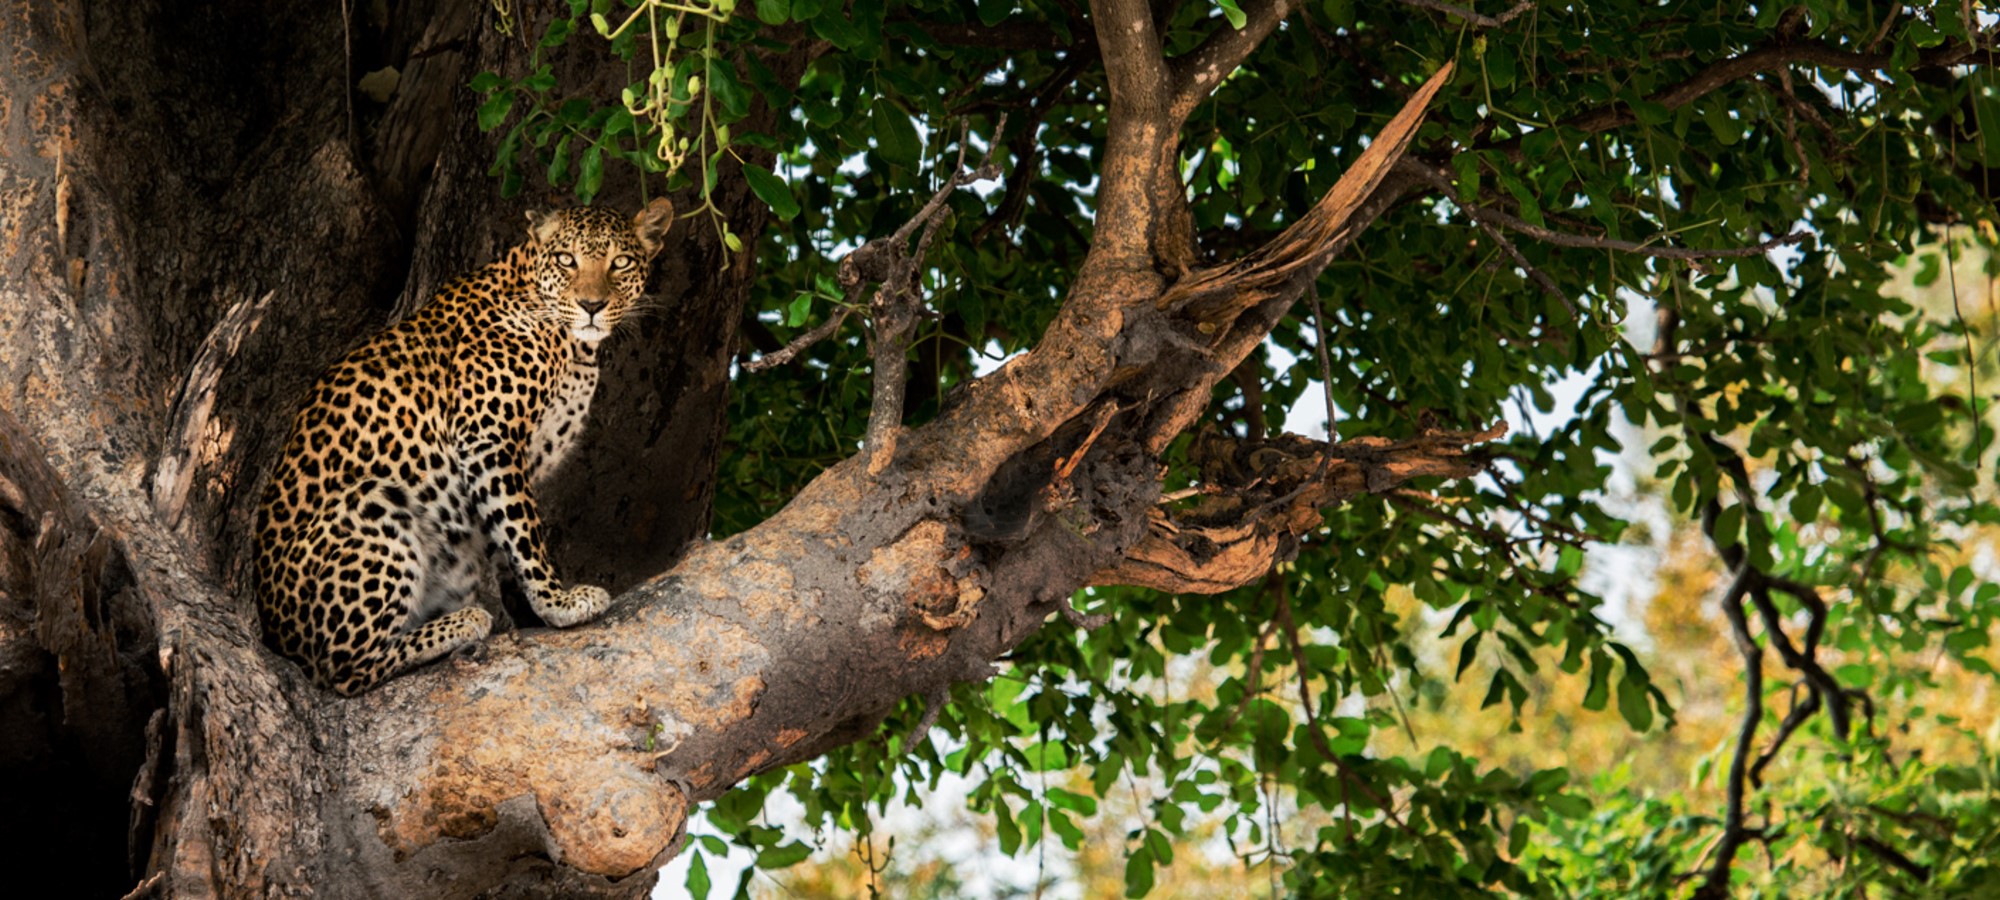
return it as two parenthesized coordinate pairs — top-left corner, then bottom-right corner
(1303, 288), (1341, 444)
(1395, 162), (1577, 316)
(1750, 683), (1818, 787)
(741, 307), (852, 372)
(1054, 595), (1112, 631)
(119, 872), (165, 900)
(902, 684), (952, 755)
(1396, 0), (1533, 29)
(1273, 581), (1417, 835)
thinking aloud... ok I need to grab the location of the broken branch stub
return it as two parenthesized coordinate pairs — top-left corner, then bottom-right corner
(846, 127), (1005, 477)
(1092, 423), (1504, 594)
(1158, 61), (1456, 330)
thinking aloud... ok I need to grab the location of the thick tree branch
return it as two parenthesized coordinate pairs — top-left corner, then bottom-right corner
(1081, 0), (1181, 274)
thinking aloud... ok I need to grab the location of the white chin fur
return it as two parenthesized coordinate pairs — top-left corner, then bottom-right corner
(571, 321), (609, 342)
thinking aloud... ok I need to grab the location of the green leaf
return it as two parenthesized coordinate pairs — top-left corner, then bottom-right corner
(469, 71), (505, 93)
(1583, 650), (1611, 711)
(754, 0), (790, 24)
(1124, 845), (1156, 898)
(1047, 786), (1098, 815)
(687, 850), (711, 900)
(1425, 746), (1454, 780)
(1616, 670), (1653, 732)
(811, 13), (862, 50)
(1022, 740), (1071, 772)
(547, 136), (572, 185)
(709, 62), (751, 121)
(743, 163), (800, 219)
(578, 144), (605, 202)
(784, 293), (812, 328)
(476, 91), (516, 132)
(1215, 0), (1247, 29)
(755, 841), (812, 869)
(976, 0), (1011, 27)
(871, 99), (922, 169)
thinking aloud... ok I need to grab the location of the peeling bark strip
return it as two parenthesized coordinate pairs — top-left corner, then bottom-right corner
(1093, 425), (1506, 594)
(0, 0), (1466, 894)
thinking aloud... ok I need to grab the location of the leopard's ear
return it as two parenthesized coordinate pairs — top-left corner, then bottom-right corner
(632, 197), (675, 258)
(524, 209), (563, 245)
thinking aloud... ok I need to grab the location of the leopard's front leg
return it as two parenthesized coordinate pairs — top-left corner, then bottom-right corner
(463, 435), (611, 628)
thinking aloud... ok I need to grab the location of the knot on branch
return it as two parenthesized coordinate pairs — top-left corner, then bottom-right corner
(1092, 422), (1504, 594)
(858, 519), (990, 632)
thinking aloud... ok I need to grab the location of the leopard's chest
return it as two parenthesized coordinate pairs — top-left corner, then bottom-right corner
(526, 342), (601, 484)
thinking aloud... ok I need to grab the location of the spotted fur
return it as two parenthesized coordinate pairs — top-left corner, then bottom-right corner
(254, 199), (675, 695)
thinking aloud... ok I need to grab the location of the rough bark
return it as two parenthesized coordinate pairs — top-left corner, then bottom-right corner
(0, 0), (1475, 896)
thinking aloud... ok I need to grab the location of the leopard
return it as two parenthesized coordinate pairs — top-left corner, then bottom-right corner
(253, 198), (675, 696)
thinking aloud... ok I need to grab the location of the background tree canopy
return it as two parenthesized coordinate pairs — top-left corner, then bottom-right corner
(2, 0), (1996, 898)
(465, 0), (1999, 895)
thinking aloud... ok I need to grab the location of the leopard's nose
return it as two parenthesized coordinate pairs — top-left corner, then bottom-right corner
(577, 298), (607, 316)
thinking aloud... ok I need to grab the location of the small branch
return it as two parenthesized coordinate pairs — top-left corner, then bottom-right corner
(1054, 595), (1112, 631)
(903, 684), (952, 754)
(1395, 0), (1532, 29)
(1749, 683), (1817, 788)
(1215, 592), (1279, 735)
(1854, 834), (1935, 883)
(119, 872), (165, 900)
(1481, 32), (1994, 160)
(740, 307), (851, 372)
(1274, 581), (1416, 834)
(1168, 0), (1295, 121)
(1401, 160), (1812, 265)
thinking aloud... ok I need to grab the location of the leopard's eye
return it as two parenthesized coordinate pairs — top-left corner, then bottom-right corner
(611, 255), (634, 270)
(555, 252), (577, 268)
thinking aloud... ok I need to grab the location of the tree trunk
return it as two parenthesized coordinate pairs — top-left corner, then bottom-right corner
(0, 0), (1470, 896)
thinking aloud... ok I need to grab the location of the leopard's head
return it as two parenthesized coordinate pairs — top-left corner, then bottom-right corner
(524, 197), (675, 344)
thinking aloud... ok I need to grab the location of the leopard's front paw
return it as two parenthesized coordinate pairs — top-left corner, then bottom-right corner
(539, 584), (612, 627)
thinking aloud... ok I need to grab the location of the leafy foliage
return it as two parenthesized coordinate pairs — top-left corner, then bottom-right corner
(479, 0), (2000, 895)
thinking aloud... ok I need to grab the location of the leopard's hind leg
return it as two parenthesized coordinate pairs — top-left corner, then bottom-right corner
(310, 480), (491, 696)
(331, 606), (493, 696)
